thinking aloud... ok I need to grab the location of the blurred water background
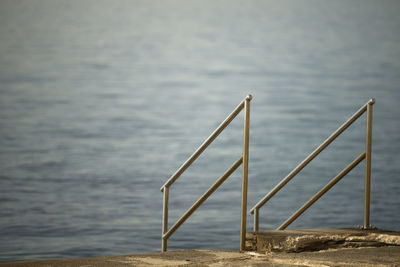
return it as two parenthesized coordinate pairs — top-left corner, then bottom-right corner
(0, 0), (399, 262)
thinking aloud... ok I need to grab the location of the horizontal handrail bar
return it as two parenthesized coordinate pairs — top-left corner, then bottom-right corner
(160, 96), (252, 192)
(278, 151), (366, 230)
(250, 99), (374, 214)
(163, 156), (243, 240)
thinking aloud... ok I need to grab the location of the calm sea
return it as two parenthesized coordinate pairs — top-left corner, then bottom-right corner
(0, 0), (399, 262)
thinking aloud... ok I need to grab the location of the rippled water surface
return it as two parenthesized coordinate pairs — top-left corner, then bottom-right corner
(0, 0), (399, 262)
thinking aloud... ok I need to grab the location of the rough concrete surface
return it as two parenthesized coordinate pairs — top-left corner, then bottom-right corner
(2, 247), (400, 267)
(2, 229), (400, 266)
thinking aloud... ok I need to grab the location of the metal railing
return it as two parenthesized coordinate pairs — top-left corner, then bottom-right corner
(250, 99), (375, 232)
(160, 95), (252, 252)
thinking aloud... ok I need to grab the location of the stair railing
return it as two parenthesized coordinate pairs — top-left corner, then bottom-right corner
(160, 95), (252, 252)
(250, 99), (375, 232)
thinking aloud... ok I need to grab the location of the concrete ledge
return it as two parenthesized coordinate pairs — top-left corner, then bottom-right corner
(248, 228), (400, 252)
(2, 229), (400, 266)
(2, 247), (400, 267)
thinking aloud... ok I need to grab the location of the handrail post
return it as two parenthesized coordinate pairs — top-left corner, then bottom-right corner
(253, 208), (259, 232)
(161, 186), (169, 252)
(240, 95), (251, 251)
(363, 99), (374, 229)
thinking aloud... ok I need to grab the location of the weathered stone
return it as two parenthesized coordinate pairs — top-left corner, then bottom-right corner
(250, 228), (400, 253)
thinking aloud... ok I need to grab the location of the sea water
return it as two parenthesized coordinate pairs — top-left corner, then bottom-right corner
(0, 0), (399, 261)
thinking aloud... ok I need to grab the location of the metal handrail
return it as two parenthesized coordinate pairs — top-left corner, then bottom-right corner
(250, 99), (375, 232)
(161, 95), (252, 252)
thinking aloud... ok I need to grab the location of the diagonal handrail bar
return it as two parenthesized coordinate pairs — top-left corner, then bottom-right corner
(161, 95), (252, 252)
(251, 99), (375, 231)
(160, 98), (247, 192)
(163, 156), (243, 240)
(278, 152), (366, 230)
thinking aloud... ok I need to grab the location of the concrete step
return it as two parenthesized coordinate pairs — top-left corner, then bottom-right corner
(247, 228), (400, 252)
(245, 232), (257, 251)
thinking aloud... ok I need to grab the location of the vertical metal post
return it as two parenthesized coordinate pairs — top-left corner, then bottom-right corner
(240, 95), (251, 251)
(161, 186), (169, 252)
(253, 208), (259, 232)
(363, 99), (374, 229)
